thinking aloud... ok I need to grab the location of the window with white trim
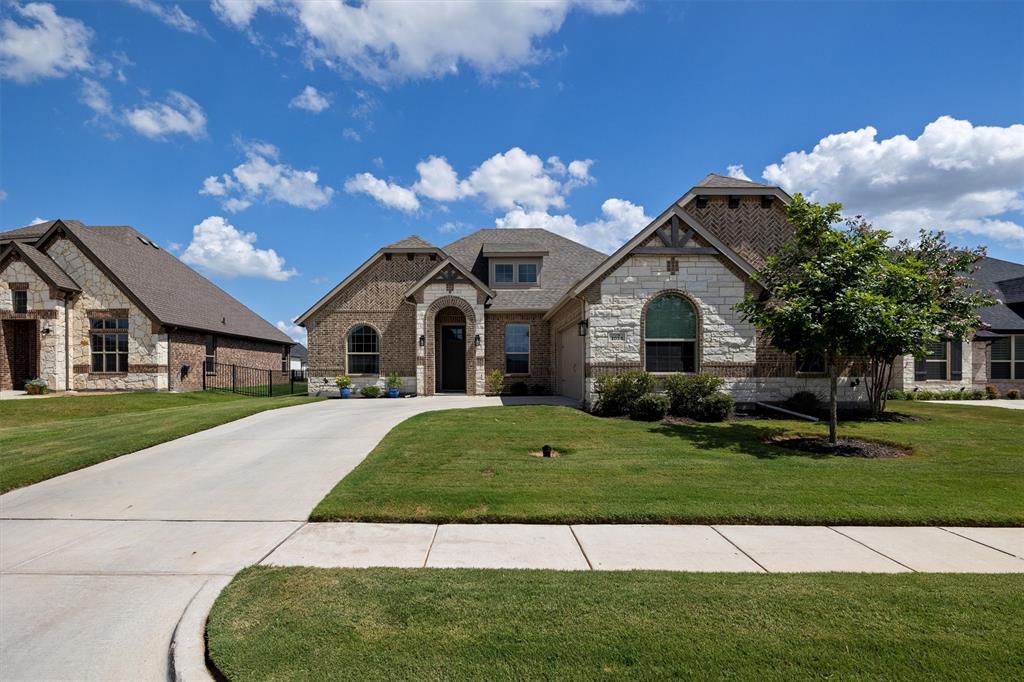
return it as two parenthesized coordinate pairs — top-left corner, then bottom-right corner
(505, 324), (530, 374)
(90, 319), (129, 373)
(991, 335), (1024, 380)
(644, 294), (697, 373)
(347, 325), (380, 375)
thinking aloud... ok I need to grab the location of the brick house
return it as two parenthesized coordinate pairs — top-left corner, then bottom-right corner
(1, 219), (293, 392)
(300, 174), (1024, 404)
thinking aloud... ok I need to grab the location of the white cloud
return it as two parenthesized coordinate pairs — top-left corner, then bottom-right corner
(342, 127), (361, 142)
(289, 85), (330, 113)
(344, 172), (420, 212)
(496, 198), (650, 253)
(762, 116), (1024, 246)
(201, 141), (335, 212)
(181, 216), (296, 280)
(0, 3), (93, 83)
(726, 164), (751, 181)
(214, 0), (633, 82)
(412, 156), (462, 201)
(276, 319), (307, 345)
(124, 91), (207, 139)
(0, 190), (7, 201)
(79, 78), (112, 117)
(125, 0), (207, 36)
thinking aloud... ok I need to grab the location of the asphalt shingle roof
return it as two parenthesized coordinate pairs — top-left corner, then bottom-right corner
(384, 235), (437, 249)
(972, 257), (1024, 332)
(11, 242), (81, 291)
(444, 228), (605, 311)
(695, 173), (777, 190)
(0, 221), (57, 245)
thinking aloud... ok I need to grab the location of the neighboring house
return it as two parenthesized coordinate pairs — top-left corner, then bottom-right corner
(1, 219), (293, 392)
(300, 174), (1024, 405)
(891, 256), (1024, 395)
(289, 343), (308, 372)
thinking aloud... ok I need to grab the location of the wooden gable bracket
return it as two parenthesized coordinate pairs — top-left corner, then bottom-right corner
(637, 215), (717, 255)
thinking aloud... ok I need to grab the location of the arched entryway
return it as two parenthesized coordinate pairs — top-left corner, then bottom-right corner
(435, 306), (467, 392)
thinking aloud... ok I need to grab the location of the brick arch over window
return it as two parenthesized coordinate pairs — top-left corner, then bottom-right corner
(639, 290), (703, 374)
(424, 295), (478, 396)
(343, 321), (382, 376)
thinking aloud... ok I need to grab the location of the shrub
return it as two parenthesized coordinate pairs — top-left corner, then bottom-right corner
(985, 384), (1000, 399)
(486, 369), (505, 396)
(335, 375), (352, 389)
(662, 374), (724, 418)
(629, 393), (670, 421)
(886, 389), (908, 401)
(360, 385), (381, 398)
(913, 389), (937, 401)
(786, 390), (822, 414)
(593, 371), (656, 417)
(965, 389), (986, 400)
(695, 392), (735, 422)
(385, 372), (401, 389)
(510, 381), (529, 396)
(1008, 389), (1021, 400)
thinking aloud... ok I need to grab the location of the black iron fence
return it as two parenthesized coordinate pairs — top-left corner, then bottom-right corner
(203, 363), (308, 397)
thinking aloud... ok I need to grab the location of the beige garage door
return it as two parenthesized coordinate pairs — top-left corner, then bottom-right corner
(557, 325), (584, 401)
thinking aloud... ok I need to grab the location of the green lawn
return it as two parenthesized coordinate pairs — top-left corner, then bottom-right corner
(0, 391), (320, 493)
(312, 401), (1024, 525)
(208, 567), (1024, 681)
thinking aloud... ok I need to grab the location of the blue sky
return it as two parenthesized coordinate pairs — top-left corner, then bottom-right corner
(2, 1), (1022, 343)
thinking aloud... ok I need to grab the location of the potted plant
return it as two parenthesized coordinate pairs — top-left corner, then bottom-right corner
(385, 372), (401, 398)
(335, 375), (352, 398)
(24, 378), (48, 395)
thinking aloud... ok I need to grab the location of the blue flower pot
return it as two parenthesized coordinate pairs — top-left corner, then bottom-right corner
(388, 388), (400, 398)
(340, 387), (351, 398)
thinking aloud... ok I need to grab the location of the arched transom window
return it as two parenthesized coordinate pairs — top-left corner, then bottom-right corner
(347, 325), (380, 375)
(644, 294), (697, 373)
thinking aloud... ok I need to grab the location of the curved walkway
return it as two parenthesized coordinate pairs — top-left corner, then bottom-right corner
(1, 396), (544, 681)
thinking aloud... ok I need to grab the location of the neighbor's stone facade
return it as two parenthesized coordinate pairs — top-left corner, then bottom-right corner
(1, 258), (68, 390)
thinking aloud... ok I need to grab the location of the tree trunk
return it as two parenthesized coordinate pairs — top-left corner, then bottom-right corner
(828, 369), (838, 445)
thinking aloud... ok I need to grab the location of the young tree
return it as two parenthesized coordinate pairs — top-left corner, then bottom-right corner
(737, 195), (887, 443)
(738, 195), (994, 442)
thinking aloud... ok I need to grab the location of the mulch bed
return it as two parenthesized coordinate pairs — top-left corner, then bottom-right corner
(768, 435), (910, 459)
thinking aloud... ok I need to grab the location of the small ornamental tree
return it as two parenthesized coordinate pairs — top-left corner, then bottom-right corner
(738, 195), (994, 441)
(737, 195), (885, 443)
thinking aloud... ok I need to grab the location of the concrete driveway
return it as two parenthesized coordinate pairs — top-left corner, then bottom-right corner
(923, 399), (1024, 410)
(0, 395), (541, 681)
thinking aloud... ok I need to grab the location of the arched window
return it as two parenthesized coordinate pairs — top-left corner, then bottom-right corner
(644, 294), (697, 373)
(347, 325), (380, 375)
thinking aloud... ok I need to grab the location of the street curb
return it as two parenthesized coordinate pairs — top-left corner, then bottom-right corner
(169, 574), (232, 682)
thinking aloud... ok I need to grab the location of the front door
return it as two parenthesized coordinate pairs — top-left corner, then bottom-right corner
(440, 325), (466, 392)
(1, 319), (39, 390)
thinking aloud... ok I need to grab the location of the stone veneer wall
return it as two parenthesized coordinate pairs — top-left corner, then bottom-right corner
(890, 341), (974, 393)
(307, 254), (437, 395)
(416, 283), (485, 396)
(46, 237), (168, 390)
(1, 259), (68, 390)
(484, 311), (551, 393)
(581, 251), (868, 406)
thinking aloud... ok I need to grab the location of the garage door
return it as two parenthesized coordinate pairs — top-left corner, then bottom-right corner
(557, 325), (584, 401)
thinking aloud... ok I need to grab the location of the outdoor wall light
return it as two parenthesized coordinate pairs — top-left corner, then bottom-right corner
(40, 327), (52, 335)
(418, 334), (425, 347)
(578, 319), (589, 337)
(474, 334), (481, 347)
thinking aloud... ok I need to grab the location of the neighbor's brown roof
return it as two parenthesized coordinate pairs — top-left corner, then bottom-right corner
(444, 228), (605, 311)
(383, 235), (437, 250)
(0, 221), (56, 245)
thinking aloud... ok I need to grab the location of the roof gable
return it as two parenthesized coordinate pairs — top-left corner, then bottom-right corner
(403, 257), (496, 300)
(0, 241), (81, 292)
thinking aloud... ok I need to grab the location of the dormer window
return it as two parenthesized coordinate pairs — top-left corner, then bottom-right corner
(494, 263), (514, 283)
(518, 263), (537, 284)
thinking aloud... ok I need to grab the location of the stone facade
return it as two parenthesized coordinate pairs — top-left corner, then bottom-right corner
(1, 259), (68, 390)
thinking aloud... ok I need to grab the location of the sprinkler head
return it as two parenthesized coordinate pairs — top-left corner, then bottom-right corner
(542, 444), (552, 458)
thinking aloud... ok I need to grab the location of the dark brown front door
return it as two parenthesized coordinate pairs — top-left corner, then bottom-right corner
(2, 320), (38, 390)
(440, 325), (466, 392)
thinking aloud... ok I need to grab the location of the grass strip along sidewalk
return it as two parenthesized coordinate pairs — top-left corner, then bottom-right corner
(0, 391), (320, 493)
(208, 567), (1024, 681)
(312, 401), (1024, 526)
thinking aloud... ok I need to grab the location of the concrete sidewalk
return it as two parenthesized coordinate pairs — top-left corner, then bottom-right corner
(263, 522), (1024, 573)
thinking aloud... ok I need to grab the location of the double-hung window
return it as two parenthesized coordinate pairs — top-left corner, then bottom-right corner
(347, 325), (380, 375)
(505, 324), (530, 374)
(644, 294), (698, 373)
(12, 290), (28, 313)
(90, 318), (129, 373)
(991, 336), (1024, 380)
(923, 340), (949, 380)
(204, 335), (217, 372)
